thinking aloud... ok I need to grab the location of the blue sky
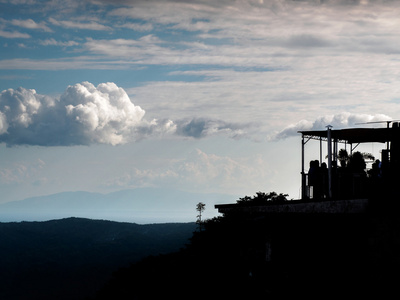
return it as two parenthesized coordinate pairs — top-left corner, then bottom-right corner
(1, 0), (400, 211)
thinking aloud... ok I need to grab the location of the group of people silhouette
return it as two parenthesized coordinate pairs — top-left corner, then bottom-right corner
(308, 160), (329, 199)
(307, 151), (374, 199)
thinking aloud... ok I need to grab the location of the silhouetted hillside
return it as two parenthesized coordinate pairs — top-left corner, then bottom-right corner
(93, 209), (400, 299)
(0, 218), (196, 300)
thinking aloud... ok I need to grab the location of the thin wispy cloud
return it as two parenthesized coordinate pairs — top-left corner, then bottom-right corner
(105, 148), (272, 194)
(39, 38), (79, 47)
(0, 57), (134, 70)
(0, 158), (45, 184)
(48, 17), (112, 31)
(0, 29), (30, 38)
(175, 118), (251, 139)
(10, 18), (52, 32)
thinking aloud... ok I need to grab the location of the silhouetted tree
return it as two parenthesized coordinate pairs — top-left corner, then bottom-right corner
(196, 202), (206, 231)
(334, 149), (374, 169)
(236, 191), (288, 205)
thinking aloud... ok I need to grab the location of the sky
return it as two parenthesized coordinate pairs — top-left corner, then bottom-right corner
(1, 0), (400, 212)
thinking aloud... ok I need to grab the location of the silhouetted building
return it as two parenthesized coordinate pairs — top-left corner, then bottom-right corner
(214, 123), (400, 297)
(299, 123), (400, 201)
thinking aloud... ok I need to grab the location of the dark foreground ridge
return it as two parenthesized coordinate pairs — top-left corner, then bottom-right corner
(0, 217), (196, 300)
(92, 198), (400, 299)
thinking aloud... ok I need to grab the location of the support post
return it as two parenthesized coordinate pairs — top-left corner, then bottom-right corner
(320, 137), (322, 164)
(334, 138), (338, 165)
(327, 125), (333, 198)
(301, 135), (306, 200)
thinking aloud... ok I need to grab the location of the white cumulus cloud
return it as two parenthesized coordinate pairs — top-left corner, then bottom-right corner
(62, 82), (146, 145)
(0, 82), (167, 146)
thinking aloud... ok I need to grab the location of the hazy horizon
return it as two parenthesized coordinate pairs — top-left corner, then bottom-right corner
(0, 187), (239, 224)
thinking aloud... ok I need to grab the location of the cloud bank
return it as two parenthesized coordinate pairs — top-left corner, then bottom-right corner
(175, 118), (250, 139)
(105, 148), (271, 195)
(0, 82), (148, 146)
(272, 112), (392, 140)
(0, 82), (249, 146)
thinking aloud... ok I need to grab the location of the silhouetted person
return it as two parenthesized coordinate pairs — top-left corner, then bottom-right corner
(369, 159), (381, 179)
(348, 152), (366, 174)
(308, 160), (320, 199)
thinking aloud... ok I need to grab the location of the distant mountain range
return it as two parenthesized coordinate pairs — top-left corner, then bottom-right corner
(0, 217), (196, 300)
(0, 188), (238, 223)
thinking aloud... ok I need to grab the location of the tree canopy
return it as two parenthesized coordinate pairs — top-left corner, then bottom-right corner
(236, 191), (289, 206)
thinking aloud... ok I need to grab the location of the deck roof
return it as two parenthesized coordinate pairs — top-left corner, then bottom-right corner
(298, 127), (399, 144)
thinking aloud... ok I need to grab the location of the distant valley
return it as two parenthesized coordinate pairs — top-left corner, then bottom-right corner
(0, 188), (238, 223)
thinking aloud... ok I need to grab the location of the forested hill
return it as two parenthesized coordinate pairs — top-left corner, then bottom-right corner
(0, 217), (196, 300)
